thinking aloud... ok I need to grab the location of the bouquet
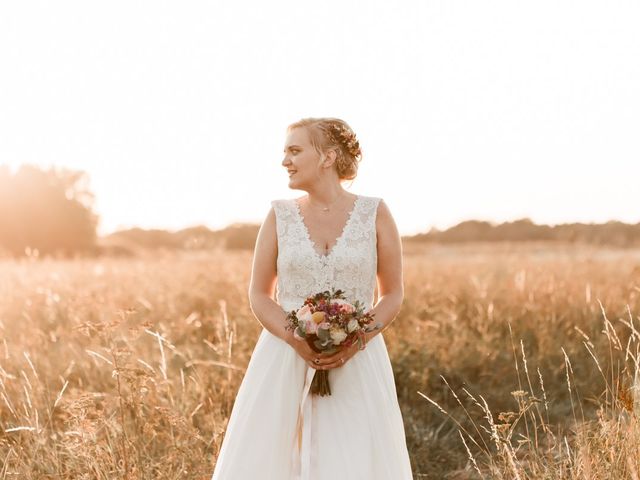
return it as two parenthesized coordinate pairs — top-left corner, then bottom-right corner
(285, 288), (381, 396)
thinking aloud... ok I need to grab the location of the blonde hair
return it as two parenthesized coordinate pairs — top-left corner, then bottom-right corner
(287, 117), (362, 181)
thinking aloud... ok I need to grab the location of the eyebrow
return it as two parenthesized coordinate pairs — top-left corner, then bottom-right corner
(283, 144), (302, 152)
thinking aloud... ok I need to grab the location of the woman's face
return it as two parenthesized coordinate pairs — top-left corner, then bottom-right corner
(281, 127), (324, 190)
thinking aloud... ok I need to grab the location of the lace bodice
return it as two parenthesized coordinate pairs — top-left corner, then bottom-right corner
(271, 195), (381, 314)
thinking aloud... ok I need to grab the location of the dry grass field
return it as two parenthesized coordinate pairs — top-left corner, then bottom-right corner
(1, 242), (640, 479)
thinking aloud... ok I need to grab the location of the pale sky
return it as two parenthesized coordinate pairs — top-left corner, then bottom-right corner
(1, 1), (638, 237)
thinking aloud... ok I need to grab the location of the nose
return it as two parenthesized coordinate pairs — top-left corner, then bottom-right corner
(282, 156), (291, 167)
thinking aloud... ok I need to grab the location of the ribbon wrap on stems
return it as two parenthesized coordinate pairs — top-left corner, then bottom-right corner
(292, 365), (316, 480)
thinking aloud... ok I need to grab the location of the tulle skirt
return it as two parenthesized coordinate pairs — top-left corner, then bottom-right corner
(211, 328), (413, 480)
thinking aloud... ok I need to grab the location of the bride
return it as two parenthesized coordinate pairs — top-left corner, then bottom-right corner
(211, 117), (413, 479)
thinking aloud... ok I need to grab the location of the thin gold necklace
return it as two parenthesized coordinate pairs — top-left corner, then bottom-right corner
(308, 192), (345, 212)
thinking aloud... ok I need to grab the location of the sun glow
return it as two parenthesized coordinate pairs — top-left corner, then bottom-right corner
(1, 0), (638, 237)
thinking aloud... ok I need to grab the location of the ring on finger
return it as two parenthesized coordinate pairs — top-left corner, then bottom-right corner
(314, 358), (320, 364)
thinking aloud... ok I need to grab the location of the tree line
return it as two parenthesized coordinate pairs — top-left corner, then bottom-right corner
(1, 165), (639, 258)
(403, 218), (640, 247)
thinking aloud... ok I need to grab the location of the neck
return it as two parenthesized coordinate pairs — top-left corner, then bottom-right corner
(305, 183), (347, 206)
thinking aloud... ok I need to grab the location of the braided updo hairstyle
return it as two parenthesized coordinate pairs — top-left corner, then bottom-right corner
(287, 117), (362, 181)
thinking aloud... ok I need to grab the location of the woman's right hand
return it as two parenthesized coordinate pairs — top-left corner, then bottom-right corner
(287, 336), (322, 369)
(286, 332), (338, 370)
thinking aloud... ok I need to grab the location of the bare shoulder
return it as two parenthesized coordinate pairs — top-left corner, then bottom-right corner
(253, 204), (277, 255)
(248, 203), (278, 296)
(375, 198), (399, 235)
(264, 204), (276, 224)
(373, 198), (403, 291)
(258, 205), (277, 240)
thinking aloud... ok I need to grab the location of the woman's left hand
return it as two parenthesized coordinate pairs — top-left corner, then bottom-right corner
(312, 341), (360, 370)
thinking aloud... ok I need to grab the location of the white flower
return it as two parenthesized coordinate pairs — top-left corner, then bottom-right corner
(329, 327), (348, 345)
(346, 318), (359, 333)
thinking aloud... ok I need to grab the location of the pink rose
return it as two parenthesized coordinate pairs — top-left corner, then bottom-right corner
(296, 304), (313, 323)
(305, 318), (318, 334)
(331, 299), (355, 314)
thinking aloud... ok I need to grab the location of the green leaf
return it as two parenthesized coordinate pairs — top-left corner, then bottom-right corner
(317, 327), (330, 342)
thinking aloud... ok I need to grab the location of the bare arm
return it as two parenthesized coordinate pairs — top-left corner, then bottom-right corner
(247, 206), (293, 343)
(365, 199), (404, 343)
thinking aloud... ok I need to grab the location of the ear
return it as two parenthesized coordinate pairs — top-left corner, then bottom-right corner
(321, 149), (337, 169)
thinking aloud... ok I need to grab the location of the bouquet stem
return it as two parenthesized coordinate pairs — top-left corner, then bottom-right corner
(310, 370), (331, 396)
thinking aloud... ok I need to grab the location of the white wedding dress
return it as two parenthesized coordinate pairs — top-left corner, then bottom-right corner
(211, 194), (413, 480)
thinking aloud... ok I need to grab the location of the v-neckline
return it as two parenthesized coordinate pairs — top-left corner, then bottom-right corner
(292, 195), (361, 260)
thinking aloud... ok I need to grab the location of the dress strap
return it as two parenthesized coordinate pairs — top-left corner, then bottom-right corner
(366, 197), (382, 227)
(270, 199), (284, 239)
(344, 196), (381, 241)
(271, 199), (298, 242)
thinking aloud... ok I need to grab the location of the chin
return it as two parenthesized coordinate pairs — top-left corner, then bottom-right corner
(288, 178), (307, 191)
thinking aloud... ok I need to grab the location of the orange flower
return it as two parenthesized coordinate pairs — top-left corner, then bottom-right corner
(312, 311), (326, 324)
